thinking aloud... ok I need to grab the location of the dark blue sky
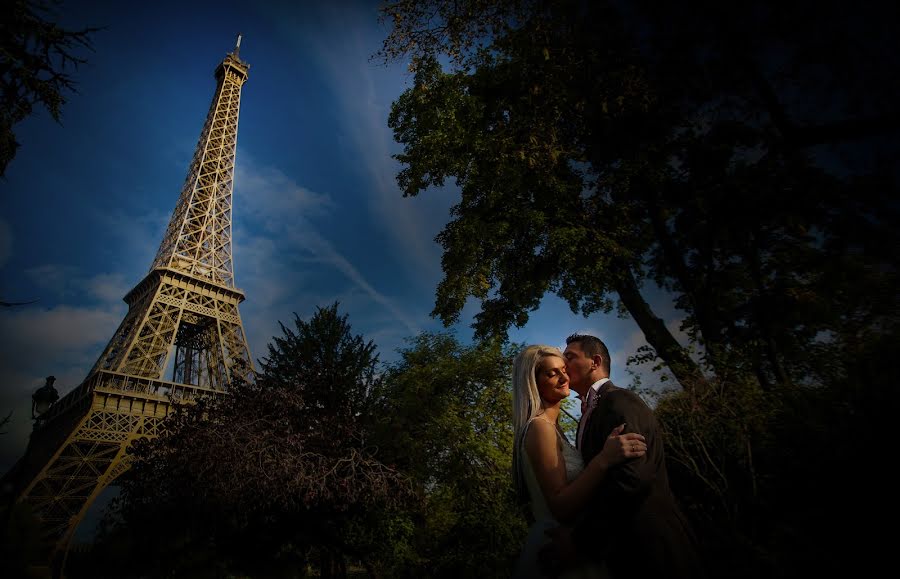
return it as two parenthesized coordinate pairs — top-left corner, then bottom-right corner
(0, 0), (686, 471)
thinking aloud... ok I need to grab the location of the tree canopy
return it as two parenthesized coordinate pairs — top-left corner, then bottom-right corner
(381, 0), (899, 391)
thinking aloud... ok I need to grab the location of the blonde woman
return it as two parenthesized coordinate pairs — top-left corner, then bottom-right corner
(512, 345), (646, 578)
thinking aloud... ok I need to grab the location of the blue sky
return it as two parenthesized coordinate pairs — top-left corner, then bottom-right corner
(0, 0), (687, 472)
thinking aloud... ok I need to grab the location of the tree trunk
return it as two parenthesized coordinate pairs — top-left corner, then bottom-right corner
(746, 234), (792, 389)
(612, 261), (707, 392)
(645, 192), (727, 375)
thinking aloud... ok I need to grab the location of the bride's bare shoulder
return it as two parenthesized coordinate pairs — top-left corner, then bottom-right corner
(524, 417), (558, 448)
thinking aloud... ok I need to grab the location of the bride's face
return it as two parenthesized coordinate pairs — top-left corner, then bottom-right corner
(536, 355), (570, 405)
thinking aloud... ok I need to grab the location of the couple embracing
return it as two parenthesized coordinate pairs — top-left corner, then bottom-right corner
(512, 334), (704, 579)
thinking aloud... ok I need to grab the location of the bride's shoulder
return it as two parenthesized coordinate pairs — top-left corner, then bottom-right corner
(525, 416), (556, 430)
(524, 417), (557, 446)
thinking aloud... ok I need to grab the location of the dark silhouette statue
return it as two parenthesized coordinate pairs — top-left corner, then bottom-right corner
(31, 375), (59, 419)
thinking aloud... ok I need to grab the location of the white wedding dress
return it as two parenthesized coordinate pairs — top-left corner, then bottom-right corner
(513, 419), (609, 579)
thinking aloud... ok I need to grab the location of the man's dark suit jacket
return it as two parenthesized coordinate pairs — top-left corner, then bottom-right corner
(575, 382), (704, 579)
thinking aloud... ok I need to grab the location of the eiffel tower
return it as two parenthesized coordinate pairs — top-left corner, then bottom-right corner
(3, 36), (254, 570)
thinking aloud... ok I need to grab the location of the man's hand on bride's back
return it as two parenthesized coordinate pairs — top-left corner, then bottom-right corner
(598, 423), (647, 466)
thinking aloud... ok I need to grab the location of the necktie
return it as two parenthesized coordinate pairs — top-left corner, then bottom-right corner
(583, 387), (597, 413)
(576, 388), (597, 449)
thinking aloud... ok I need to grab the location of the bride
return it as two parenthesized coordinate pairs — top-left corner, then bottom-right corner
(512, 345), (646, 578)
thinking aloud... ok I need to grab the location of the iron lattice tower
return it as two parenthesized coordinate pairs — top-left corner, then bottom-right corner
(4, 37), (253, 567)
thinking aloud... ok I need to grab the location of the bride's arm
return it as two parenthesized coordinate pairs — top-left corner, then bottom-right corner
(525, 420), (645, 524)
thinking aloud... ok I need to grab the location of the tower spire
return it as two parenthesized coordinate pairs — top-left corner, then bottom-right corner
(234, 33), (242, 58)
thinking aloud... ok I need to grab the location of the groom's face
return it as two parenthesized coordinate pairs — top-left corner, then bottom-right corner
(563, 342), (593, 393)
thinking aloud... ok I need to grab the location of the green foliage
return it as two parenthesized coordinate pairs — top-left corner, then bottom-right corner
(260, 302), (380, 419)
(381, 0), (899, 394)
(557, 395), (578, 441)
(1, 0), (98, 176)
(89, 304), (415, 578)
(370, 333), (527, 577)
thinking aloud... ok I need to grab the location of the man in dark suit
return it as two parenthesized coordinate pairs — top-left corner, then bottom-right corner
(549, 333), (704, 579)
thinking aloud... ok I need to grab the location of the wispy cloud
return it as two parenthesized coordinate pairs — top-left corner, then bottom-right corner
(25, 266), (132, 305)
(295, 3), (454, 284)
(1, 205), (168, 471)
(80, 272), (131, 303)
(88, 206), (171, 277)
(236, 161), (334, 225)
(234, 153), (421, 341)
(287, 227), (421, 335)
(0, 304), (123, 367)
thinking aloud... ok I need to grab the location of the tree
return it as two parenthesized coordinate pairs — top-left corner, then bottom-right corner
(1, 0), (97, 176)
(94, 304), (416, 578)
(379, 0), (899, 391)
(369, 333), (527, 577)
(259, 301), (380, 420)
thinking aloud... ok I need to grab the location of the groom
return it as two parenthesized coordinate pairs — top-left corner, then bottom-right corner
(547, 333), (704, 578)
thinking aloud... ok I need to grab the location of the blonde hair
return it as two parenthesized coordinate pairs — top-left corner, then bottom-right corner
(511, 344), (564, 500)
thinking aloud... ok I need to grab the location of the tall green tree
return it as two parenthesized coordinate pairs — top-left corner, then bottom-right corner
(1, 0), (98, 176)
(369, 333), (526, 577)
(260, 301), (380, 420)
(380, 0), (899, 391)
